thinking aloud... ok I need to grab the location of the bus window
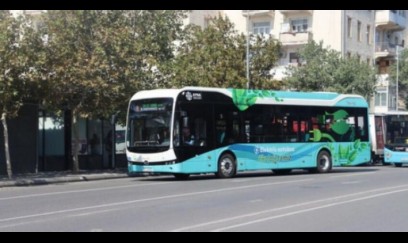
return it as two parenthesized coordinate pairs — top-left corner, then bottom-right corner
(216, 113), (227, 145)
(195, 118), (207, 146)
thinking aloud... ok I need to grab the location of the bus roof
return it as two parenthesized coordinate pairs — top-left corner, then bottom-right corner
(130, 87), (368, 109)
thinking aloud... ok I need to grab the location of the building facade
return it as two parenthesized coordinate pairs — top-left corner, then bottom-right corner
(0, 104), (39, 175)
(186, 10), (408, 113)
(374, 10), (407, 113)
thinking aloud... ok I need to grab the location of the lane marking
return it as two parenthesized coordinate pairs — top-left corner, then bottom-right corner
(330, 171), (377, 178)
(0, 178), (313, 224)
(213, 187), (408, 232)
(341, 181), (361, 185)
(172, 184), (408, 232)
(0, 181), (176, 201)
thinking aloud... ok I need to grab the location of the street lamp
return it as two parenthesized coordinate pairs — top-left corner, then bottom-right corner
(246, 11), (250, 89)
(396, 44), (402, 113)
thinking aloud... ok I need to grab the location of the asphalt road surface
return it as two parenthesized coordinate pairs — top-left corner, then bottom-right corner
(1, 166), (408, 231)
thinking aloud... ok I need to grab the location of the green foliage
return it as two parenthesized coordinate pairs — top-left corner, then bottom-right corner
(0, 11), (42, 117)
(285, 40), (376, 100)
(0, 11), (44, 178)
(38, 10), (187, 171)
(171, 15), (281, 89)
(172, 15), (246, 88)
(249, 35), (282, 89)
(40, 10), (187, 122)
(285, 40), (340, 91)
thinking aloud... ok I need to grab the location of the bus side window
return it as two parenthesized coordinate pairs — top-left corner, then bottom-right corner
(195, 117), (207, 146)
(216, 113), (227, 145)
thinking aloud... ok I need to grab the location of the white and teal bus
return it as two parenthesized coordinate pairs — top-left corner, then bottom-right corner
(126, 87), (371, 179)
(370, 111), (408, 167)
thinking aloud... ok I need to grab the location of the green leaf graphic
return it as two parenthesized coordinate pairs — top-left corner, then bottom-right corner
(331, 121), (350, 135)
(339, 145), (348, 159)
(230, 89), (283, 111)
(348, 150), (358, 162)
(332, 110), (348, 120)
(354, 139), (361, 150)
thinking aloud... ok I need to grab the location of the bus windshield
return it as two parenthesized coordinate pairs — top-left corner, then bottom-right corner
(127, 98), (172, 153)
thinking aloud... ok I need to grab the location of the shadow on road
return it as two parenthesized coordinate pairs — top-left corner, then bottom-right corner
(134, 166), (381, 182)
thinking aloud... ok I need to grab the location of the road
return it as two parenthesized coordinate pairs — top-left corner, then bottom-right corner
(0, 166), (408, 231)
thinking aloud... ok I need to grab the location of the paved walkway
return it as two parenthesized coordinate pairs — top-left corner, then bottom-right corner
(0, 169), (129, 188)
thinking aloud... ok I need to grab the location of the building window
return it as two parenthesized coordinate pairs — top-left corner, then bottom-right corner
(347, 17), (352, 38)
(347, 52), (351, 59)
(366, 25), (371, 44)
(357, 21), (361, 42)
(289, 52), (300, 64)
(290, 19), (308, 33)
(395, 36), (399, 45)
(377, 60), (390, 74)
(367, 58), (371, 65)
(356, 54), (361, 62)
(375, 92), (387, 107)
(253, 22), (271, 35)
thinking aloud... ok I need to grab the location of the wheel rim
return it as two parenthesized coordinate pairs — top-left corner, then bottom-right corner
(319, 154), (330, 171)
(221, 157), (234, 176)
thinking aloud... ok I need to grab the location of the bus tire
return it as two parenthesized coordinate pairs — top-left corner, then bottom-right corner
(272, 169), (292, 175)
(216, 153), (236, 178)
(316, 150), (332, 173)
(395, 163), (403, 168)
(173, 173), (190, 180)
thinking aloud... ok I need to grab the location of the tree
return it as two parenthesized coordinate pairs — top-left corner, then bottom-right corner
(93, 10), (187, 122)
(0, 11), (44, 178)
(172, 15), (281, 89)
(40, 10), (187, 172)
(285, 40), (341, 91)
(285, 40), (376, 100)
(172, 16), (246, 88)
(334, 55), (377, 101)
(249, 34), (282, 89)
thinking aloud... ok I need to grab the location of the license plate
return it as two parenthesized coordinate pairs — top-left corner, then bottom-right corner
(143, 167), (153, 172)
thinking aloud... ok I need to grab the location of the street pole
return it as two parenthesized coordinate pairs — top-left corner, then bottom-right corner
(246, 11), (250, 89)
(396, 45), (399, 114)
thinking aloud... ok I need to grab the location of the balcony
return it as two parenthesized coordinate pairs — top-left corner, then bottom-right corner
(242, 10), (274, 17)
(376, 10), (406, 30)
(279, 31), (313, 45)
(375, 42), (397, 58)
(280, 10), (313, 15)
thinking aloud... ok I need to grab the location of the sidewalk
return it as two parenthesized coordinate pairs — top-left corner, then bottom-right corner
(0, 169), (129, 188)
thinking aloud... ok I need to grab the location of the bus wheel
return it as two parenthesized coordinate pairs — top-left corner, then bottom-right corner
(272, 169), (292, 175)
(316, 150), (332, 173)
(217, 154), (236, 178)
(395, 163), (403, 168)
(173, 173), (190, 180)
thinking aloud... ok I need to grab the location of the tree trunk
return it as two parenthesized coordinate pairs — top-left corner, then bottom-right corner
(1, 112), (13, 179)
(71, 111), (80, 173)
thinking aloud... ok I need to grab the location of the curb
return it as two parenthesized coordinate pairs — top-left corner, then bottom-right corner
(0, 173), (128, 188)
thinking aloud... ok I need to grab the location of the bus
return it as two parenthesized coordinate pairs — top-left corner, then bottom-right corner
(126, 87), (371, 179)
(370, 111), (408, 167)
